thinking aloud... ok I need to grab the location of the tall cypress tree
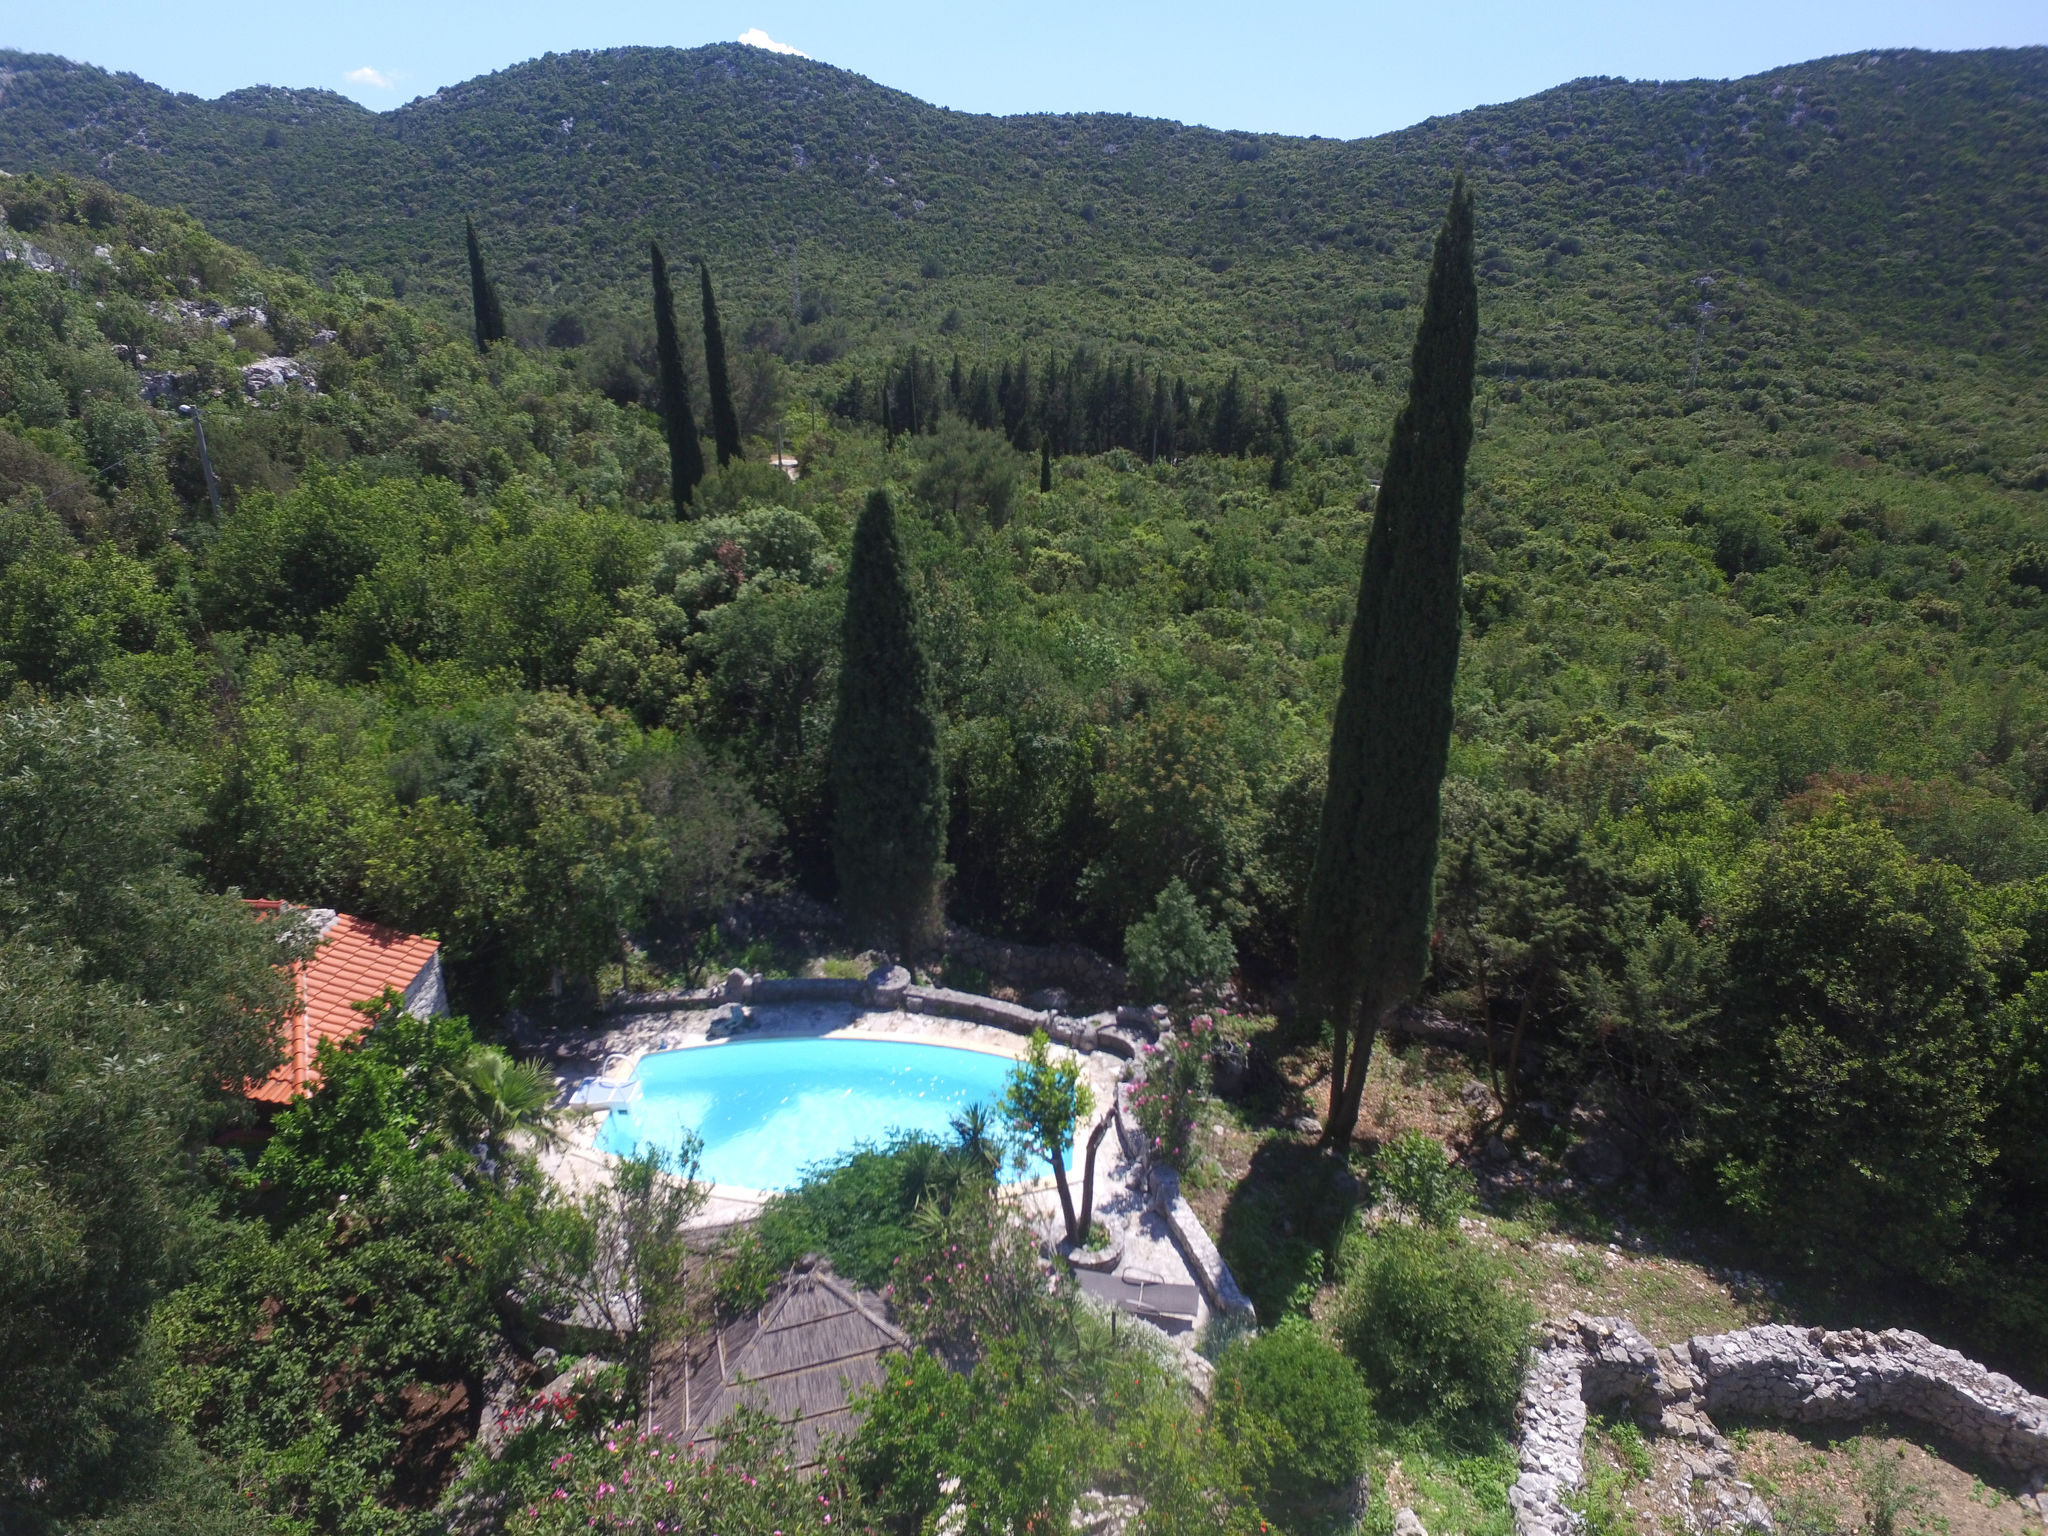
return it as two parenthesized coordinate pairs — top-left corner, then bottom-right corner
(831, 489), (947, 956)
(465, 217), (507, 351)
(1298, 178), (1477, 1150)
(650, 242), (705, 515)
(699, 261), (742, 467)
(1267, 387), (1294, 490)
(1210, 368), (1245, 456)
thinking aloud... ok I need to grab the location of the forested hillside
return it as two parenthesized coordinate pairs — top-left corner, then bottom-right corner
(2, 39), (2048, 1534)
(1, 44), (2042, 385)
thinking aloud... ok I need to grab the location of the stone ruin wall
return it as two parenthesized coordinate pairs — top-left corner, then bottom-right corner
(1512, 1315), (2048, 1536)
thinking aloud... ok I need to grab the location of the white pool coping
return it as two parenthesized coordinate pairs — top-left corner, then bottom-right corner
(540, 1004), (1122, 1225)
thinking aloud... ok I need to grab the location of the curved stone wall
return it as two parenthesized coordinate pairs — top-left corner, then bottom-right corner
(1511, 1314), (2048, 1536)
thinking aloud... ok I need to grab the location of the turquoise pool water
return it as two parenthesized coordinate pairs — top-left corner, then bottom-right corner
(593, 1037), (1060, 1191)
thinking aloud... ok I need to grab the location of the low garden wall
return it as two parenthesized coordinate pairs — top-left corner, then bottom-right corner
(1147, 1167), (1257, 1325)
(1511, 1314), (2048, 1536)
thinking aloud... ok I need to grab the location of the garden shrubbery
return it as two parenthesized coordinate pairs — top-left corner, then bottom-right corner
(753, 1121), (1001, 1288)
(1212, 1318), (1375, 1531)
(1334, 1226), (1533, 1436)
(1372, 1129), (1475, 1228)
(1129, 1016), (1215, 1171)
(1125, 877), (1238, 1004)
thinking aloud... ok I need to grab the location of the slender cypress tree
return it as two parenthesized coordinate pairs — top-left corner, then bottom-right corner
(699, 261), (742, 467)
(650, 242), (705, 515)
(1211, 368), (1245, 456)
(1298, 177), (1477, 1150)
(831, 489), (947, 956)
(1267, 387), (1294, 490)
(465, 217), (507, 351)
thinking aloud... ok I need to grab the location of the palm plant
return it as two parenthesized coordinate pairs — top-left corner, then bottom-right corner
(451, 1044), (558, 1163)
(949, 1102), (1004, 1180)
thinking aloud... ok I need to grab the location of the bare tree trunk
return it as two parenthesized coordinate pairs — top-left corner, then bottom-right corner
(1502, 988), (1534, 1117)
(1326, 992), (1390, 1150)
(1049, 1141), (1078, 1242)
(1324, 998), (1350, 1140)
(1074, 1116), (1112, 1242)
(1472, 939), (1503, 1109)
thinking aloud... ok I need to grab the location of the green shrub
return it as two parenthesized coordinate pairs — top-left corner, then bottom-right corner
(1701, 817), (1995, 1285)
(1213, 1318), (1374, 1529)
(1334, 1227), (1533, 1434)
(755, 1129), (995, 1288)
(1125, 877), (1237, 1004)
(507, 1406), (851, 1536)
(1373, 1130), (1474, 1228)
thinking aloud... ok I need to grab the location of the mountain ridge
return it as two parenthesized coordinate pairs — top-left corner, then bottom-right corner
(1, 41), (2041, 378)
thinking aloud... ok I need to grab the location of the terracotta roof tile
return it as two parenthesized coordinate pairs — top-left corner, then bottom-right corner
(245, 910), (441, 1104)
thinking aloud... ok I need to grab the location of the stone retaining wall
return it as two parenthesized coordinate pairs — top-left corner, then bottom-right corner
(1511, 1315), (2048, 1536)
(1147, 1167), (1257, 1325)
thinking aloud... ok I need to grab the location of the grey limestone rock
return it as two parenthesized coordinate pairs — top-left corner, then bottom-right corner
(241, 355), (314, 395)
(1510, 1314), (2048, 1536)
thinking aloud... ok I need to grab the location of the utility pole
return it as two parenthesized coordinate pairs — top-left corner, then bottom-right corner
(179, 404), (220, 517)
(1688, 275), (1715, 392)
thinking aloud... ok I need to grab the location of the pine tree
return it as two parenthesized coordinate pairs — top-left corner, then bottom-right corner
(1298, 178), (1477, 1150)
(650, 242), (705, 515)
(465, 217), (507, 351)
(699, 260), (742, 468)
(831, 490), (948, 955)
(1040, 438), (1052, 493)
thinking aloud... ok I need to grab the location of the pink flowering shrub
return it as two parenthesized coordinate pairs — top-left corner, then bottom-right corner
(1127, 1017), (1214, 1172)
(504, 1410), (869, 1535)
(886, 1185), (1065, 1359)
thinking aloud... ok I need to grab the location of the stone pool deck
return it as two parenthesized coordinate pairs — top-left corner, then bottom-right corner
(531, 1001), (1231, 1349)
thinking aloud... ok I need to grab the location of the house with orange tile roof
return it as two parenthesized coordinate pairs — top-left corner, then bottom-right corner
(244, 901), (447, 1105)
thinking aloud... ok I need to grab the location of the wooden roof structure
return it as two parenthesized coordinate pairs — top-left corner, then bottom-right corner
(648, 1256), (908, 1470)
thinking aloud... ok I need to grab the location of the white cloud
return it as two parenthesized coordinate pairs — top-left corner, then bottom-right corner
(737, 28), (807, 58)
(344, 66), (395, 91)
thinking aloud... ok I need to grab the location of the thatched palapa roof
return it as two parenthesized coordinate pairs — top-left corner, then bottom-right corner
(649, 1256), (908, 1470)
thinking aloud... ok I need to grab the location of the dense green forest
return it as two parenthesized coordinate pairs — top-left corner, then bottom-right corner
(2, 38), (2047, 1536)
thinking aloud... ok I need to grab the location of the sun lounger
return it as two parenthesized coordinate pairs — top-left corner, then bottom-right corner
(1073, 1266), (1200, 1323)
(569, 1077), (641, 1107)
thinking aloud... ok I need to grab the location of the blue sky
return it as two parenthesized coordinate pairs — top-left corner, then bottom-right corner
(5, 0), (2041, 139)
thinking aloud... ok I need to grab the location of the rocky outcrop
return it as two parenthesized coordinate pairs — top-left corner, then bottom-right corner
(1511, 1315), (2048, 1536)
(1, 234), (63, 271)
(241, 354), (314, 395)
(939, 923), (1127, 1003)
(150, 298), (267, 331)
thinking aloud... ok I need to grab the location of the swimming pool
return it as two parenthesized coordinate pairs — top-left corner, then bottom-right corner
(593, 1036), (1063, 1191)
